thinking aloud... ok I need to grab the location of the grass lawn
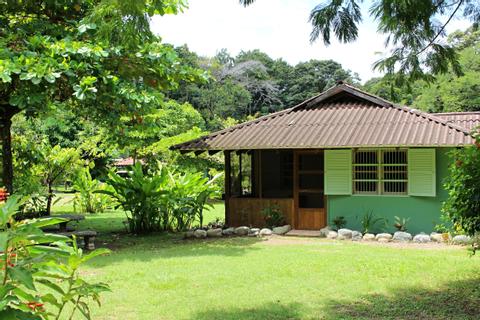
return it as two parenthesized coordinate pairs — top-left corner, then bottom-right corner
(50, 196), (480, 320)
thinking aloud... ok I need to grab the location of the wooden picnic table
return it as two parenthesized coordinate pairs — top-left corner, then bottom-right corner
(54, 214), (85, 232)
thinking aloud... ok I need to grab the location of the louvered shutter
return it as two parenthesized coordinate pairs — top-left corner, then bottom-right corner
(408, 148), (436, 197)
(324, 149), (352, 195)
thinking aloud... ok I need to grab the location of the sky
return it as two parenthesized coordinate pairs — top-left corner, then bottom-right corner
(151, 0), (470, 83)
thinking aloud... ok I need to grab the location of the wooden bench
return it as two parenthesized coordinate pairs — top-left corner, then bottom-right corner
(60, 230), (97, 250)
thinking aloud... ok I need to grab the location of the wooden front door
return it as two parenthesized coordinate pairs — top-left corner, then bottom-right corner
(294, 151), (326, 230)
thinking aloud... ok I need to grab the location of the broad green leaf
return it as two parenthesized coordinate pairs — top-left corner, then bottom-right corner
(8, 267), (36, 290)
(37, 279), (65, 295)
(81, 248), (111, 263)
(23, 217), (68, 229)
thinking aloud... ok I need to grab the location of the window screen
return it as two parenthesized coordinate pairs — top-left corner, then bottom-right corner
(353, 149), (407, 195)
(230, 151), (253, 196)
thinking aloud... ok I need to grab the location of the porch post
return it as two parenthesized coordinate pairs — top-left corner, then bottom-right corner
(224, 151), (231, 226)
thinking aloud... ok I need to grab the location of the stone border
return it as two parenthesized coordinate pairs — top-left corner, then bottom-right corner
(184, 225), (292, 239)
(320, 227), (472, 245)
(185, 225), (473, 246)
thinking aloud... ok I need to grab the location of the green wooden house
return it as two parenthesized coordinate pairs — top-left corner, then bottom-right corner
(172, 83), (480, 233)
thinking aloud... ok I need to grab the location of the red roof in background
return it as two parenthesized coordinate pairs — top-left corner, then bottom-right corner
(113, 158), (144, 166)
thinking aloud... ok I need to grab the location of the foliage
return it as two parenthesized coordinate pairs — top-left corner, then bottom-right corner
(97, 164), (166, 234)
(442, 132), (480, 236)
(36, 144), (83, 215)
(0, 195), (110, 319)
(241, 0), (480, 83)
(0, 0), (205, 192)
(164, 168), (222, 229)
(112, 100), (206, 159)
(261, 205), (286, 228)
(12, 134), (82, 215)
(171, 47), (357, 129)
(363, 28), (480, 113)
(98, 163), (221, 234)
(393, 216), (410, 232)
(360, 210), (384, 234)
(332, 216), (347, 230)
(73, 167), (112, 214)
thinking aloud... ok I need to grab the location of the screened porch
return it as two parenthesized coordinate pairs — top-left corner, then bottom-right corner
(224, 150), (326, 230)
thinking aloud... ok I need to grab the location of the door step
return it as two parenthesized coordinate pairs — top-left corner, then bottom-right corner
(285, 229), (321, 237)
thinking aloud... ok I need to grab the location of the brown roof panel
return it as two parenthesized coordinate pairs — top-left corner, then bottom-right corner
(434, 112), (480, 132)
(172, 84), (475, 151)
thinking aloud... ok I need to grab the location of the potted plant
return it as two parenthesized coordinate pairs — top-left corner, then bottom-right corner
(261, 205), (286, 228)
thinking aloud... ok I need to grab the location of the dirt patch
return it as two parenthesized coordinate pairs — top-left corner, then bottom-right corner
(260, 235), (466, 250)
(261, 235), (339, 246)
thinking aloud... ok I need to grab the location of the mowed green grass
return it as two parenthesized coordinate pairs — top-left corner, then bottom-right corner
(50, 196), (480, 320)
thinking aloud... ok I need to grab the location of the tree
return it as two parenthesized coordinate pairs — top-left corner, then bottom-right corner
(36, 145), (82, 215)
(281, 59), (359, 106)
(240, 0), (480, 82)
(413, 28), (480, 112)
(0, 0), (203, 193)
(113, 100), (207, 159)
(362, 27), (480, 113)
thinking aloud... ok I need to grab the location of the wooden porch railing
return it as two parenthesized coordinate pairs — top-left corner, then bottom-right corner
(227, 197), (294, 227)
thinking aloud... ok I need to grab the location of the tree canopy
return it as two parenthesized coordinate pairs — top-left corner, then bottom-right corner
(363, 27), (480, 113)
(0, 0), (204, 192)
(171, 47), (358, 129)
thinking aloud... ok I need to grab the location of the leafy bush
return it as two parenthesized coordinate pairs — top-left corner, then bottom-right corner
(163, 169), (221, 230)
(442, 132), (480, 236)
(261, 205), (286, 228)
(332, 216), (347, 230)
(360, 210), (384, 234)
(98, 163), (221, 234)
(73, 167), (112, 213)
(0, 195), (110, 319)
(393, 216), (410, 231)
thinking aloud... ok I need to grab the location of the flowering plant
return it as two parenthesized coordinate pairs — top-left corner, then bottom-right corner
(0, 195), (110, 319)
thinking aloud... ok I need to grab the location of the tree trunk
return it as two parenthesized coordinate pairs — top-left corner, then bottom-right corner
(0, 108), (15, 194)
(46, 182), (53, 216)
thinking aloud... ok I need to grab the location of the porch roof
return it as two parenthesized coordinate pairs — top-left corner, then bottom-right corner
(171, 83), (475, 151)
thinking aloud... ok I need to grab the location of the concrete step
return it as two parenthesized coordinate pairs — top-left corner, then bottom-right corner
(285, 229), (321, 237)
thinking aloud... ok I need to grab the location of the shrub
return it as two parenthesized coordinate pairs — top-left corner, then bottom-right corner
(98, 163), (166, 234)
(98, 163), (221, 234)
(73, 167), (112, 213)
(163, 168), (221, 230)
(332, 216), (347, 230)
(0, 195), (110, 319)
(442, 132), (480, 236)
(261, 205), (286, 228)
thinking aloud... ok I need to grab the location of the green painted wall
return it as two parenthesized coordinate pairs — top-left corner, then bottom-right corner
(327, 148), (452, 234)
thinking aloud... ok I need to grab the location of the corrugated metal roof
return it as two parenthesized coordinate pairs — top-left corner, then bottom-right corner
(172, 83), (475, 151)
(434, 112), (480, 132)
